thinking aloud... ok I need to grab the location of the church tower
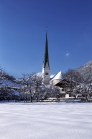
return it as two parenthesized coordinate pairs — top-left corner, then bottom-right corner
(42, 32), (50, 84)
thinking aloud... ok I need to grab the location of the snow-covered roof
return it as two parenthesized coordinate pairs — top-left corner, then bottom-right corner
(51, 71), (62, 81)
(50, 74), (55, 78)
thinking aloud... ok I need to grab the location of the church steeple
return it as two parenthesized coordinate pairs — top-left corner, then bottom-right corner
(43, 32), (50, 69)
(42, 31), (50, 84)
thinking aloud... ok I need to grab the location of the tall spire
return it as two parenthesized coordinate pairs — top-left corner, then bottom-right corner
(43, 31), (50, 69)
(42, 29), (50, 84)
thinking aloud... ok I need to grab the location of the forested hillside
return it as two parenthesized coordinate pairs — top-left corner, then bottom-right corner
(76, 60), (92, 83)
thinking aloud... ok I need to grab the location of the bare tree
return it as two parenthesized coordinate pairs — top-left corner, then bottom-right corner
(20, 73), (46, 102)
(64, 69), (84, 82)
(63, 69), (84, 92)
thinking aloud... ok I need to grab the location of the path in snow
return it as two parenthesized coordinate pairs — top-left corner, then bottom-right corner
(0, 102), (92, 139)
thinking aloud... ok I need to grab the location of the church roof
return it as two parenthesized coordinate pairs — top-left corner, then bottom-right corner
(51, 71), (62, 81)
(43, 32), (50, 69)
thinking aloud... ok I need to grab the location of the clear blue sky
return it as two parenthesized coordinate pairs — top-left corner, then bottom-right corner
(0, 0), (92, 78)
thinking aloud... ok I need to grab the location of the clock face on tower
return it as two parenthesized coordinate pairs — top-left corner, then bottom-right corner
(45, 73), (48, 75)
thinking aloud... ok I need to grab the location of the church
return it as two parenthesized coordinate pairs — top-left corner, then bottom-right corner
(42, 32), (62, 85)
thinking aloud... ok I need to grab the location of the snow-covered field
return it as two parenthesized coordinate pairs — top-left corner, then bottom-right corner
(0, 102), (92, 139)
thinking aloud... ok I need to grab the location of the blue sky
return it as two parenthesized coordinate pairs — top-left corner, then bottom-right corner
(0, 0), (92, 78)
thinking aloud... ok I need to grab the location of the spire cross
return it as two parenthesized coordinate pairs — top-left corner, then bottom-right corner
(46, 27), (48, 32)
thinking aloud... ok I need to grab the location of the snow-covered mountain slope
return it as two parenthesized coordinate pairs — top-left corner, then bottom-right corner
(0, 79), (21, 88)
(76, 60), (92, 82)
(0, 72), (21, 97)
(0, 79), (20, 97)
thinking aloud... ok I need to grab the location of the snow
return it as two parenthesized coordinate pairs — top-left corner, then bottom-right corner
(50, 74), (55, 78)
(51, 71), (62, 81)
(12, 90), (19, 96)
(0, 79), (21, 88)
(36, 72), (42, 77)
(0, 102), (92, 139)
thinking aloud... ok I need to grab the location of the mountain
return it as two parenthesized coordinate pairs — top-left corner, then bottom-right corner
(76, 60), (92, 83)
(0, 71), (21, 100)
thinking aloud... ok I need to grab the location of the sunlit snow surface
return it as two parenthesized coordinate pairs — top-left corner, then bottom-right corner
(0, 102), (92, 139)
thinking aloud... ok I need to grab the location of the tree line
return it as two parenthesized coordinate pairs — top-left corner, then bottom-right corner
(0, 67), (92, 102)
